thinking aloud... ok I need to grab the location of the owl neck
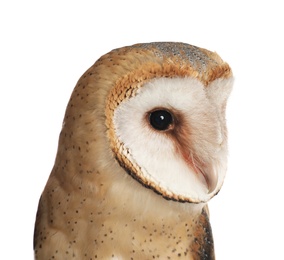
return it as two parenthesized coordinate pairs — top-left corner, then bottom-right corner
(84, 174), (215, 258)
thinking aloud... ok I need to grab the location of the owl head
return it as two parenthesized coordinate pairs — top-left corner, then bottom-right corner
(60, 42), (233, 205)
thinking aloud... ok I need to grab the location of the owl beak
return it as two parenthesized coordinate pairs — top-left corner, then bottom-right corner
(179, 146), (218, 194)
(192, 162), (218, 194)
(184, 152), (218, 194)
(201, 167), (218, 194)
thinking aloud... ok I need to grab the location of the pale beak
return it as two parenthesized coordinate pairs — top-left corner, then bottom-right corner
(200, 166), (218, 194)
(182, 152), (218, 193)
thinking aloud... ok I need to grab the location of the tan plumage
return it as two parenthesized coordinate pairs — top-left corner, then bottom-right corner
(34, 42), (233, 259)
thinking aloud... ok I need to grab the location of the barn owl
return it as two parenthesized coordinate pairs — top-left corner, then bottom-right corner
(34, 42), (233, 259)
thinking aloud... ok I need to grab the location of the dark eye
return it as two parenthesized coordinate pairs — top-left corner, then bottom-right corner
(149, 110), (173, 131)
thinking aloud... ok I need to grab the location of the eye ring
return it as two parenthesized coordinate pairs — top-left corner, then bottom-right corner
(148, 109), (174, 131)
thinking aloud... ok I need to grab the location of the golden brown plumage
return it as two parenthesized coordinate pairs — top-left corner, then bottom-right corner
(34, 42), (233, 259)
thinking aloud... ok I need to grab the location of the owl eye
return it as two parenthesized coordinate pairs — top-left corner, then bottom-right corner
(149, 109), (173, 131)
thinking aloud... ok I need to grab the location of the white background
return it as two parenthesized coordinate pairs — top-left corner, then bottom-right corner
(1, 1), (283, 259)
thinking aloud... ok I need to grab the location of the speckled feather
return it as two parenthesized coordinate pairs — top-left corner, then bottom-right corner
(34, 42), (232, 259)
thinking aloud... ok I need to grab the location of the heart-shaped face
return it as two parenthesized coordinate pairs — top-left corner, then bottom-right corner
(103, 42), (233, 203)
(109, 76), (233, 203)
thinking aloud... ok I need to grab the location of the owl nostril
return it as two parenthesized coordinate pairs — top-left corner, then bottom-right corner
(149, 110), (173, 131)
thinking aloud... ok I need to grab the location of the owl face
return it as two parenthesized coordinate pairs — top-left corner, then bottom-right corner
(107, 76), (232, 203)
